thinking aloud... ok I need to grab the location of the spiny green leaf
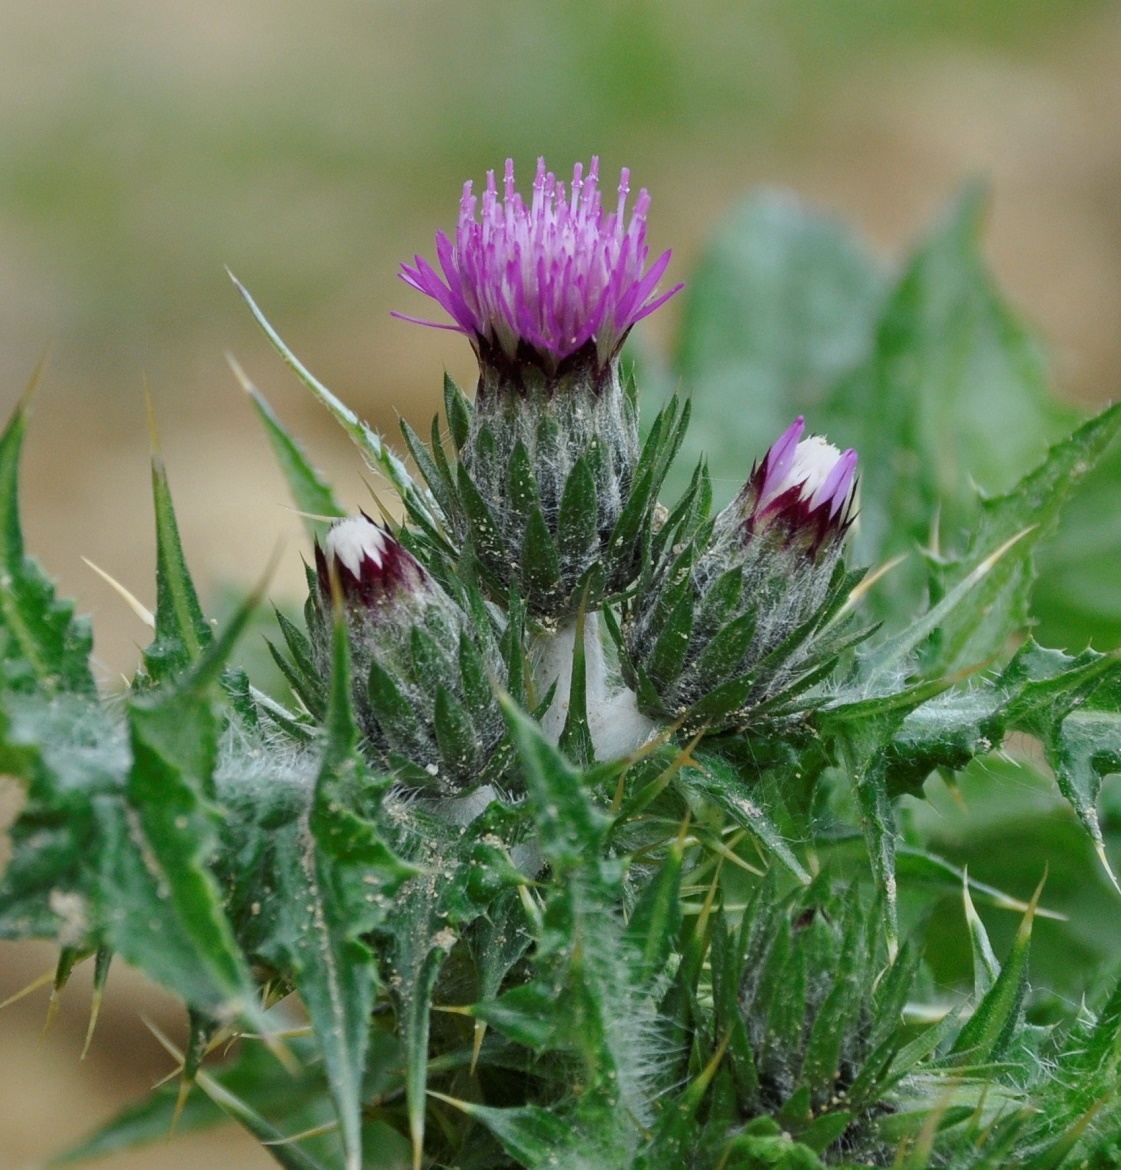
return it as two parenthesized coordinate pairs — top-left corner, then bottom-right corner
(266, 638), (325, 720)
(0, 398), (94, 696)
(710, 908), (760, 1112)
(623, 844), (683, 988)
(951, 878), (1041, 1063)
(366, 657), (420, 747)
(433, 684), (478, 776)
(646, 589), (695, 688)
(691, 609), (756, 683)
(456, 629), (492, 715)
(681, 753), (809, 884)
(224, 609), (412, 1170)
(431, 1097), (573, 1170)
(404, 939), (454, 1170)
(827, 718), (905, 948)
(557, 603), (594, 769)
(997, 639), (1121, 881)
(456, 463), (506, 570)
(102, 586), (271, 1015)
(927, 400), (1121, 676)
(143, 450), (213, 684)
(962, 873), (1001, 997)
(105, 688), (253, 1016)
(241, 373), (344, 541)
(504, 440), (541, 528)
(275, 607), (319, 682)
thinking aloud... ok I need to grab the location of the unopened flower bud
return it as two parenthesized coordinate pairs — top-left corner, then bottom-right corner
(307, 514), (504, 795)
(624, 419), (859, 729)
(314, 513), (428, 614)
(716, 416), (857, 557)
(397, 158), (683, 618)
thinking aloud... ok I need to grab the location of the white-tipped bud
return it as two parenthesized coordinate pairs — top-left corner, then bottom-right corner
(314, 513), (427, 612)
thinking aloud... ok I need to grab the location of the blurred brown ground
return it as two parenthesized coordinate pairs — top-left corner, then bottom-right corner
(3, 2), (1121, 1166)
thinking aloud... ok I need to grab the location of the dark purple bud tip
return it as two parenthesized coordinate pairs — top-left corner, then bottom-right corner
(315, 513), (427, 610)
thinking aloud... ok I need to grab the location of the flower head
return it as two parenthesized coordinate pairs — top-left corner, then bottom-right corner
(397, 157), (682, 371)
(315, 513), (427, 611)
(739, 417), (857, 553)
(623, 418), (860, 729)
(306, 513), (505, 794)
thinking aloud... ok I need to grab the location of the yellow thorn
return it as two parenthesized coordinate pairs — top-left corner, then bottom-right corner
(1017, 867), (1048, 944)
(699, 832), (765, 878)
(363, 480), (400, 529)
(834, 553), (907, 621)
(81, 558), (155, 629)
(973, 526), (1037, 581)
(42, 984), (64, 1036)
(1096, 842), (1121, 896)
(697, 1029), (733, 1089)
(170, 1074), (193, 1137)
(256, 1022), (300, 1077)
(470, 1019), (486, 1077)
(694, 854), (725, 940)
(675, 808), (693, 849)
(942, 772), (969, 813)
(238, 1025), (314, 1040)
(224, 351), (256, 396)
(262, 1120), (340, 1146)
(610, 764), (629, 814)
(80, 983), (105, 1061)
(0, 967), (54, 1011)
(141, 1017), (190, 1144)
(281, 506), (345, 524)
(142, 1014), (184, 1062)
(927, 504), (942, 560)
(16, 347), (50, 416)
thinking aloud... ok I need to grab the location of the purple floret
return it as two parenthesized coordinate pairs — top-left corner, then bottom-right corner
(397, 157), (682, 369)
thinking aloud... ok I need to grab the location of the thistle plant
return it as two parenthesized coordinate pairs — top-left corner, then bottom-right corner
(3, 159), (1121, 1170)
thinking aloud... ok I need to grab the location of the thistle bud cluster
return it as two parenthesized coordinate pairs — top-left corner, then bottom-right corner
(294, 514), (505, 796)
(622, 417), (859, 729)
(278, 160), (862, 788)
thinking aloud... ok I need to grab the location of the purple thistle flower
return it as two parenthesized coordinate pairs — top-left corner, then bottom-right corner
(315, 513), (427, 612)
(396, 157), (682, 371)
(740, 417), (857, 552)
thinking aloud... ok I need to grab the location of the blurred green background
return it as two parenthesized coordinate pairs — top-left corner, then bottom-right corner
(4, 2), (1121, 1166)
